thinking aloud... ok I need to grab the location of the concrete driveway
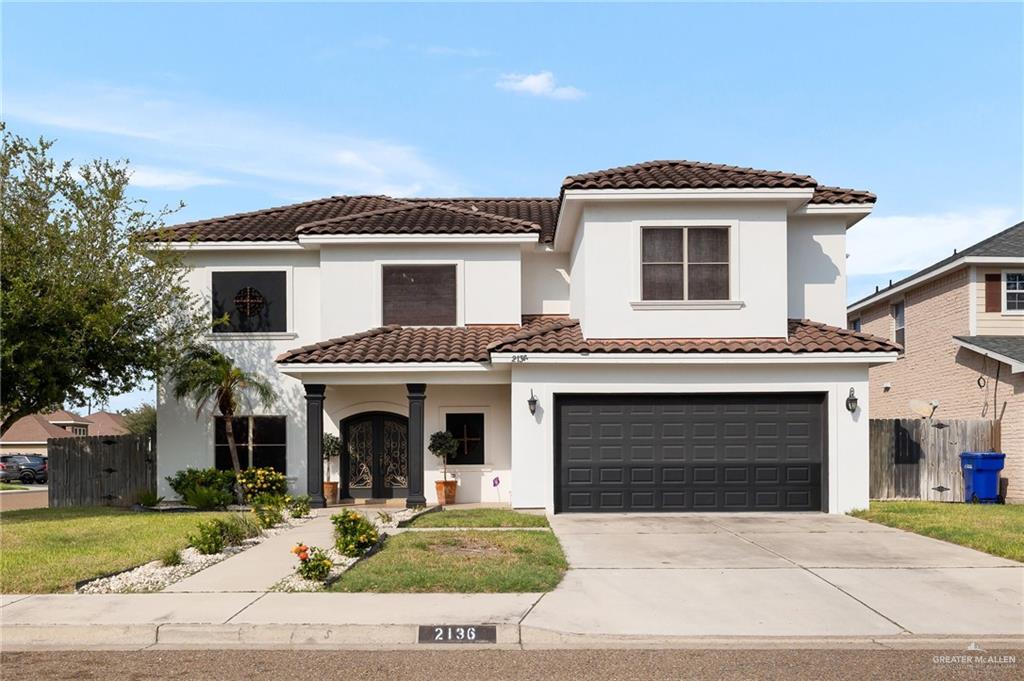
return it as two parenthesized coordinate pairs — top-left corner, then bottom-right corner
(523, 513), (1024, 642)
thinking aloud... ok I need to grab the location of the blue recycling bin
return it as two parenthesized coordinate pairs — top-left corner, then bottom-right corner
(960, 452), (1005, 503)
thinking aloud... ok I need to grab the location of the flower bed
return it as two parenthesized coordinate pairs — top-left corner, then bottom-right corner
(270, 507), (421, 592)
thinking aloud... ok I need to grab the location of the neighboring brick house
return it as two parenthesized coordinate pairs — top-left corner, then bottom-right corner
(847, 221), (1024, 502)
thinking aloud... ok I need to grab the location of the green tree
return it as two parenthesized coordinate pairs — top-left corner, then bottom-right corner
(169, 344), (275, 504)
(0, 127), (205, 433)
(122, 403), (157, 438)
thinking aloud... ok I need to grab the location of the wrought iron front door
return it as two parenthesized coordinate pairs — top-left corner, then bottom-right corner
(341, 412), (409, 499)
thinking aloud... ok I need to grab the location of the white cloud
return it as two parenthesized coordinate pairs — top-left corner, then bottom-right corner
(846, 207), (1017, 277)
(130, 165), (225, 190)
(4, 83), (461, 197)
(496, 71), (585, 100)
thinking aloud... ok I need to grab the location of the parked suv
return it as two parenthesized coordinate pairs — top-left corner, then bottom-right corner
(0, 455), (47, 484)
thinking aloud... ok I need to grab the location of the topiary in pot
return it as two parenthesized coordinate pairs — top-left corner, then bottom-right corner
(428, 430), (459, 506)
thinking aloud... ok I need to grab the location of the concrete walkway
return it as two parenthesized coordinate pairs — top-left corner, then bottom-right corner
(165, 510), (338, 593)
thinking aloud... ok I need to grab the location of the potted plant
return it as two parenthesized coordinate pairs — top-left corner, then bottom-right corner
(428, 430), (459, 506)
(322, 433), (341, 504)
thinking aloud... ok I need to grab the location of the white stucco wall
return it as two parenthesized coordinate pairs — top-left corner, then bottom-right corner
(570, 201), (790, 339)
(521, 246), (570, 315)
(156, 249), (322, 498)
(787, 215), (848, 327)
(318, 243), (522, 338)
(508, 362), (870, 514)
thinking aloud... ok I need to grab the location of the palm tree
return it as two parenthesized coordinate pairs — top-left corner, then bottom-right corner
(169, 344), (275, 504)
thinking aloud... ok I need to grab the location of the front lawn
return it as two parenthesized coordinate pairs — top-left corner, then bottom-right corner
(406, 508), (549, 529)
(0, 507), (231, 593)
(851, 501), (1024, 563)
(0, 483), (29, 491)
(330, 530), (567, 592)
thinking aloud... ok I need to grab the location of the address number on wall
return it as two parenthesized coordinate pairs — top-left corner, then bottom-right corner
(417, 625), (497, 644)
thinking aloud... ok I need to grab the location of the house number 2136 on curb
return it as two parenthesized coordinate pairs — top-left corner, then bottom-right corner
(418, 625), (497, 644)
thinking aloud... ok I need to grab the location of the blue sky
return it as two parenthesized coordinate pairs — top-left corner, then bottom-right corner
(4, 2), (1022, 410)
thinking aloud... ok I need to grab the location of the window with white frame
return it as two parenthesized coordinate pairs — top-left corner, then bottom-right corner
(641, 227), (729, 301)
(892, 301), (906, 351)
(444, 412), (485, 466)
(212, 271), (287, 333)
(1006, 272), (1024, 312)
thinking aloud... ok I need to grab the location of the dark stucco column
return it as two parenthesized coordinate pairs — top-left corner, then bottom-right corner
(406, 383), (427, 508)
(305, 383), (327, 508)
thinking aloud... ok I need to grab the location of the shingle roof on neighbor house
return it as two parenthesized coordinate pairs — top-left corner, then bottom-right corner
(0, 414), (77, 444)
(849, 220), (1024, 312)
(277, 318), (899, 364)
(953, 335), (1024, 372)
(85, 411), (130, 436)
(150, 160), (873, 245)
(42, 409), (91, 425)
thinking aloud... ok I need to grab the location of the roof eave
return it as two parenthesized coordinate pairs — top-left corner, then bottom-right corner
(952, 337), (1024, 373)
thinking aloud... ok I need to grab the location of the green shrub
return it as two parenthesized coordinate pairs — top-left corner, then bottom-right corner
(293, 543), (333, 582)
(288, 495), (311, 519)
(251, 493), (287, 529)
(136, 490), (164, 507)
(237, 467), (288, 500)
(161, 548), (182, 567)
(188, 520), (226, 555)
(215, 514), (262, 545)
(331, 509), (379, 557)
(182, 485), (232, 511)
(166, 468), (235, 498)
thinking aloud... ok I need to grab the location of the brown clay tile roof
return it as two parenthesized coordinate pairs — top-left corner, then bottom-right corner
(561, 160), (875, 205)
(153, 160), (872, 245)
(277, 317), (898, 364)
(151, 195), (405, 242)
(296, 201), (541, 237)
(809, 185), (877, 205)
(561, 160), (818, 192)
(491, 318), (899, 354)
(153, 196), (558, 243)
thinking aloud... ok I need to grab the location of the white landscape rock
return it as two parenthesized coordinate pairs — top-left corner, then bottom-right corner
(76, 513), (312, 594)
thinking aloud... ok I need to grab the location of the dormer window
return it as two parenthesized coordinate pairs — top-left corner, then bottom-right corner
(641, 227), (729, 301)
(382, 264), (457, 326)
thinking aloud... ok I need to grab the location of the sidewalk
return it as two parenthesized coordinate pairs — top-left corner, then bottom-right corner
(2, 592), (1020, 651)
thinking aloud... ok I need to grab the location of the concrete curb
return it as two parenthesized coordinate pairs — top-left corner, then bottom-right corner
(2, 623), (1021, 651)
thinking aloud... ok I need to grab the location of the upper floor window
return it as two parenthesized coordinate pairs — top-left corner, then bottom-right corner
(641, 227), (729, 301)
(850, 318), (861, 333)
(892, 301), (906, 350)
(215, 415), (287, 474)
(1006, 272), (1024, 312)
(382, 265), (457, 326)
(212, 271), (287, 333)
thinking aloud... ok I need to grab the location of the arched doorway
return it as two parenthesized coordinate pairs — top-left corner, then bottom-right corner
(341, 412), (409, 499)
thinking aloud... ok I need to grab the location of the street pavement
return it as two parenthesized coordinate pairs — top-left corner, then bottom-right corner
(2, 648), (1021, 680)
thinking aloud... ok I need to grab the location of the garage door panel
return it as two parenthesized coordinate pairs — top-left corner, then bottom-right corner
(556, 394), (825, 513)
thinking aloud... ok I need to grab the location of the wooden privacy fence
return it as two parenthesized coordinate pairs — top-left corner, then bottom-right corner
(869, 418), (1001, 502)
(48, 434), (156, 507)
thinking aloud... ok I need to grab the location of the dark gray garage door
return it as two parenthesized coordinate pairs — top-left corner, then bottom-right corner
(555, 394), (826, 513)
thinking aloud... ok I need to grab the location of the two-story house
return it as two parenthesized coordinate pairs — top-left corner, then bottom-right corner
(154, 160), (898, 514)
(847, 222), (1024, 502)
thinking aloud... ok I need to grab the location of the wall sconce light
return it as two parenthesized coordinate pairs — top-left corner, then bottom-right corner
(845, 388), (859, 413)
(527, 390), (539, 415)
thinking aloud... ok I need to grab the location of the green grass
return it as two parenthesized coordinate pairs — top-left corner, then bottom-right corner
(851, 501), (1024, 563)
(0, 507), (232, 593)
(0, 483), (29, 491)
(406, 508), (549, 528)
(331, 530), (567, 592)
